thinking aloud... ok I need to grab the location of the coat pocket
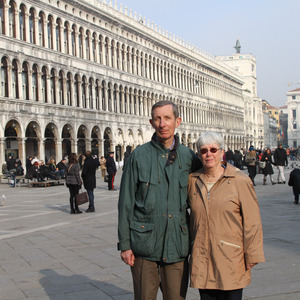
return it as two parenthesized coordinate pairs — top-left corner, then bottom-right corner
(130, 221), (155, 256)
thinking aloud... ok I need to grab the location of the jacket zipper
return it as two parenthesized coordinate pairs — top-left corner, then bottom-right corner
(220, 240), (241, 249)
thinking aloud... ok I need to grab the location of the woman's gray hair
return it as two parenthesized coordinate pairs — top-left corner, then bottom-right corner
(196, 132), (224, 151)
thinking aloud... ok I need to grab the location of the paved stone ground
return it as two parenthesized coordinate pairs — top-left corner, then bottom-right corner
(0, 164), (299, 300)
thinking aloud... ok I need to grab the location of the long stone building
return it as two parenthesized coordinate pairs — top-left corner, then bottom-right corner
(1, 0), (253, 169)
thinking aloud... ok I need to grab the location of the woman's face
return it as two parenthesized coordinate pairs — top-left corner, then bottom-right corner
(198, 143), (224, 170)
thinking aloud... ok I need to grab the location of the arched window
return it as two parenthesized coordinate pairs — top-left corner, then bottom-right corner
(85, 30), (90, 60)
(19, 4), (26, 41)
(111, 40), (114, 67)
(48, 15), (53, 49)
(95, 79), (100, 110)
(32, 64), (38, 101)
(12, 60), (19, 98)
(59, 71), (64, 105)
(78, 27), (84, 58)
(105, 38), (109, 66)
(56, 19), (61, 52)
(107, 83), (112, 112)
(92, 33), (96, 62)
(50, 69), (56, 103)
(8, 0), (16, 37)
(0, 57), (8, 97)
(38, 12), (45, 46)
(41, 67), (47, 102)
(22, 62), (29, 100)
(81, 76), (86, 108)
(71, 25), (76, 56)
(29, 8), (35, 43)
(66, 72), (72, 106)
(0, 0), (4, 34)
(74, 74), (80, 107)
(88, 78), (93, 109)
(63, 22), (69, 54)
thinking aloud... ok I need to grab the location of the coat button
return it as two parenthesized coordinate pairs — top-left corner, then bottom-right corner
(169, 214), (172, 218)
(163, 214), (166, 217)
(163, 257), (167, 262)
(141, 225), (145, 229)
(162, 155), (165, 158)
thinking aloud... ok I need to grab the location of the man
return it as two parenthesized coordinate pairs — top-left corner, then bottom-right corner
(118, 100), (201, 300)
(81, 151), (100, 212)
(288, 167), (300, 204)
(225, 148), (234, 165)
(274, 143), (288, 184)
(56, 158), (68, 179)
(106, 152), (117, 190)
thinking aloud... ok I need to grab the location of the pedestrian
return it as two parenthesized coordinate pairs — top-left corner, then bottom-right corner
(106, 152), (117, 190)
(274, 143), (288, 184)
(245, 146), (257, 186)
(261, 148), (276, 185)
(288, 168), (300, 204)
(66, 153), (82, 214)
(233, 149), (243, 169)
(99, 156), (106, 179)
(225, 148), (234, 165)
(188, 132), (265, 300)
(118, 100), (201, 300)
(81, 151), (100, 212)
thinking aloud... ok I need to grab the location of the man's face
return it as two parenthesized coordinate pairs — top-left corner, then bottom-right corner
(150, 105), (181, 144)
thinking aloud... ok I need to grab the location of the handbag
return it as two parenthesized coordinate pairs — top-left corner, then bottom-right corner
(259, 161), (266, 169)
(104, 174), (109, 183)
(75, 189), (89, 206)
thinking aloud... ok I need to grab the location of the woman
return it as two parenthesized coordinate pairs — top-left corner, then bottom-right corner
(261, 148), (276, 185)
(66, 153), (82, 214)
(100, 156), (106, 178)
(245, 146), (258, 186)
(188, 132), (265, 300)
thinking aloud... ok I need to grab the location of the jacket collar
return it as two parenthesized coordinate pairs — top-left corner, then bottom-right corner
(191, 162), (238, 180)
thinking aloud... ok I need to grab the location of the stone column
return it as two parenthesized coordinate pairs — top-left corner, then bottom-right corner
(55, 138), (62, 162)
(14, 7), (20, 39)
(113, 44), (117, 68)
(115, 86), (120, 113)
(0, 138), (5, 175)
(38, 138), (46, 162)
(120, 90), (125, 113)
(24, 12), (30, 42)
(18, 138), (26, 167)
(107, 44), (111, 67)
(3, 2), (9, 36)
(27, 69), (33, 100)
(103, 86), (108, 111)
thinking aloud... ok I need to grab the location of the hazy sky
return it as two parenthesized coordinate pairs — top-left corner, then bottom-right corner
(115, 0), (300, 107)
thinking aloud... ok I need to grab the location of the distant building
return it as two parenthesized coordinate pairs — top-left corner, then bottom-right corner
(279, 106), (288, 147)
(287, 88), (300, 148)
(218, 52), (264, 149)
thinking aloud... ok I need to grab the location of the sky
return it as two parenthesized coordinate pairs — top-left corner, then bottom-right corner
(112, 0), (300, 107)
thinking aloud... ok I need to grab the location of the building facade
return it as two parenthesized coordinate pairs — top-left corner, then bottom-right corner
(218, 51), (264, 150)
(287, 88), (300, 148)
(0, 0), (248, 171)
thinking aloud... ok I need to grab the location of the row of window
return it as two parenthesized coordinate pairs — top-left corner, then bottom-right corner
(0, 0), (241, 101)
(0, 55), (243, 128)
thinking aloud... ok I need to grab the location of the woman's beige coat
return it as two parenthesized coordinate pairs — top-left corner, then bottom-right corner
(188, 163), (265, 290)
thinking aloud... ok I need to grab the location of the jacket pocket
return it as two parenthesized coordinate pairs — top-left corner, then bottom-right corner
(179, 175), (189, 209)
(130, 221), (155, 256)
(174, 223), (190, 257)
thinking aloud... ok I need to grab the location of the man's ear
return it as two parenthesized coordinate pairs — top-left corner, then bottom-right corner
(175, 117), (182, 128)
(149, 119), (154, 128)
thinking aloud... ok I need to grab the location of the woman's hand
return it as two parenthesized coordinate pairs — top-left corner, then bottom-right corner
(121, 249), (135, 266)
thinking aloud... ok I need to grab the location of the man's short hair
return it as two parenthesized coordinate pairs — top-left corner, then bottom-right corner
(85, 151), (92, 158)
(151, 100), (179, 119)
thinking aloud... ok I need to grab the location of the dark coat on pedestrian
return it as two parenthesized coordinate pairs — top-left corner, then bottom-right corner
(106, 156), (116, 175)
(261, 152), (274, 175)
(81, 156), (100, 190)
(274, 147), (288, 166)
(288, 168), (300, 193)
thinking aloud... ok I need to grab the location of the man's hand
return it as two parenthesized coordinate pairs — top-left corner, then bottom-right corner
(121, 249), (135, 266)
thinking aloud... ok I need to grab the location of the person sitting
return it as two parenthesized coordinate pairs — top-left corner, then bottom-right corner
(9, 162), (24, 187)
(47, 159), (60, 179)
(56, 158), (68, 179)
(29, 161), (45, 182)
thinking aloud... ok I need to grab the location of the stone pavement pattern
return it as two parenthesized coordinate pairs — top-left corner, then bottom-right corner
(0, 167), (299, 300)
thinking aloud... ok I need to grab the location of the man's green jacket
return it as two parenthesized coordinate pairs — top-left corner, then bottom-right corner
(118, 135), (200, 263)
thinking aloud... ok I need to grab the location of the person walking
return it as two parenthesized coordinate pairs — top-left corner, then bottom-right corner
(118, 100), (201, 300)
(66, 153), (82, 214)
(225, 148), (234, 165)
(245, 146), (258, 186)
(274, 143), (288, 184)
(188, 132), (265, 300)
(261, 148), (276, 185)
(288, 167), (300, 204)
(106, 152), (117, 190)
(99, 156), (106, 179)
(81, 151), (100, 212)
